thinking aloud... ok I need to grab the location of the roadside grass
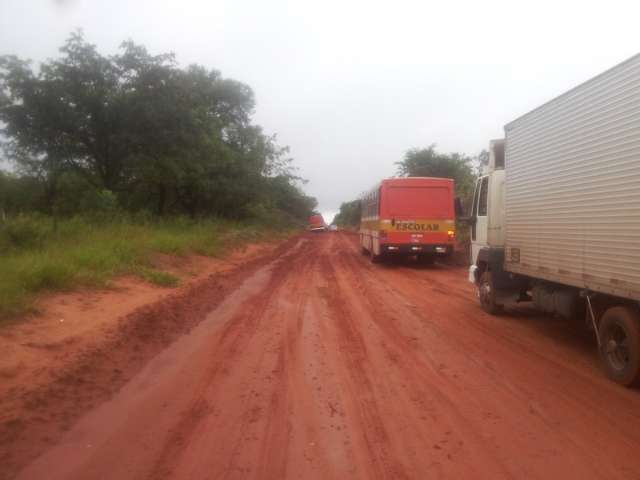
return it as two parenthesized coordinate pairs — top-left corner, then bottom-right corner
(135, 267), (180, 288)
(0, 214), (291, 319)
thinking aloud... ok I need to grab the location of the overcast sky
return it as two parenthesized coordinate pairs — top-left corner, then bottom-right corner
(1, 0), (639, 221)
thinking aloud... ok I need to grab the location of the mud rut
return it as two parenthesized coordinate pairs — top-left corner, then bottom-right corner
(11, 233), (640, 479)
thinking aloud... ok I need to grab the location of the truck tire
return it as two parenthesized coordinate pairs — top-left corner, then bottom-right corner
(598, 306), (640, 387)
(479, 271), (503, 315)
(371, 252), (383, 264)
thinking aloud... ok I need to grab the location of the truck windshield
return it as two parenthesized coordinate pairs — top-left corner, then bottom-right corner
(386, 186), (451, 217)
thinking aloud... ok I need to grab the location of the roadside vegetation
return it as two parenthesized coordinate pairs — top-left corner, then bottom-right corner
(0, 214), (292, 318)
(332, 200), (361, 228)
(395, 145), (479, 206)
(0, 32), (316, 222)
(0, 32), (316, 319)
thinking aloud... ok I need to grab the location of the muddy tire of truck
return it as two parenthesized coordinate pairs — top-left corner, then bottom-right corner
(598, 307), (640, 386)
(479, 271), (503, 315)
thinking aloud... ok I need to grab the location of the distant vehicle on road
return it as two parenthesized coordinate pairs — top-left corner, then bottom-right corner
(308, 214), (327, 232)
(328, 224), (338, 232)
(360, 177), (458, 263)
(468, 54), (640, 386)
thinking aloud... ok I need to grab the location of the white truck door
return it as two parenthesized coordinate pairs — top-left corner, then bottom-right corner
(470, 175), (489, 266)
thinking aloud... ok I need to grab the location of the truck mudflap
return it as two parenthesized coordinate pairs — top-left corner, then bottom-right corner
(468, 265), (478, 284)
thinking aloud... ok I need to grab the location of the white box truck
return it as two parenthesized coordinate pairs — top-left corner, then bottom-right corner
(469, 54), (640, 385)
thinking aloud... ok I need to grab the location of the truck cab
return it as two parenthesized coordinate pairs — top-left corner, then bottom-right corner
(468, 139), (506, 285)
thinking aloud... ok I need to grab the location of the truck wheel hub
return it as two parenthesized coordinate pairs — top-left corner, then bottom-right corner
(605, 326), (629, 371)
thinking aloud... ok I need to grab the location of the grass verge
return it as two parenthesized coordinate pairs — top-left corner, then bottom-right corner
(0, 214), (293, 319)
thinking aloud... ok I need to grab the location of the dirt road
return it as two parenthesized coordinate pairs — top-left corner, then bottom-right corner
(10, 232), (640, 479)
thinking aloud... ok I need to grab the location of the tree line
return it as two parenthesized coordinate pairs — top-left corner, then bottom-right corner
(332, 145), (482, 226)
(0, 32), (316, 223)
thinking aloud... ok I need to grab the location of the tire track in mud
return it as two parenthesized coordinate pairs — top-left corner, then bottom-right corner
(331, 247), (557, 477)
(150, 235), (342, 480)
(147, 272), (286, 479)
(319, 248), (514, 478)
(149, 238), (319, 480)
(339, 234), (609, 400)
(359, 247), (640, 453)
(332, 233), (640, 478)
(318, 255), (412, 480)
(251, 244), (317, 480)
(253, 235), (360, 479)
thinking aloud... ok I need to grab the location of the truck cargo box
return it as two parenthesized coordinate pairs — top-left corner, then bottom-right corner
(503, 54), (640, 300)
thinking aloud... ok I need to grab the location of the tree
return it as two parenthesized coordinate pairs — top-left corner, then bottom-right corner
(395, 144), (476, 205)
(0, 31), (316, 223)
(0, 171), (43, 218)
(332, 200), (361, 227)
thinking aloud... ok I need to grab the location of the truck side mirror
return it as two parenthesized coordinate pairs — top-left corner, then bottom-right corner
(454, 197), (464, 217)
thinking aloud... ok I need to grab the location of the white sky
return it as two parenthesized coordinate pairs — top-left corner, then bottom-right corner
(1, 0), (639, 221)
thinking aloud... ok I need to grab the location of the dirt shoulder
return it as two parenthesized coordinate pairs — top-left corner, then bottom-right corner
(0, 237), (294, 479)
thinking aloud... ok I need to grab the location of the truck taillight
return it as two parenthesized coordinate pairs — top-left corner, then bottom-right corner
(447, 230), (455, 240)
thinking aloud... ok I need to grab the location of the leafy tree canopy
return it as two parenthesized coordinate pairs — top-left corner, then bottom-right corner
(332, 200), (361, 227)
(395, 144), (476, 205)
(0, 31), (315, 222)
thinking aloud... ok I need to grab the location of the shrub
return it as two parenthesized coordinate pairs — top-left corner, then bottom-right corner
(0, 214), (51, 250)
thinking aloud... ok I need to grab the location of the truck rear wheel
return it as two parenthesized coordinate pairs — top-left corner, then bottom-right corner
(479, 271), (503, 315)
(598, 306), (640, 386)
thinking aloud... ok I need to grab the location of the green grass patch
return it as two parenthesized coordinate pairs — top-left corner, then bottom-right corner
(0, 214), (291, 320)
(136, 267), (180, 287)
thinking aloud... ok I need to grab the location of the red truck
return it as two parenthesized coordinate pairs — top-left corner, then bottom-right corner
(308, 214), (327, 232)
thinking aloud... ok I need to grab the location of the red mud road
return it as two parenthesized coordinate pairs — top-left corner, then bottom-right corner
(9, 232), (640, 479)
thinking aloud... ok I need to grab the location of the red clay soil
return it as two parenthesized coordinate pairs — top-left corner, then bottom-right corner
(0, 242), (280, 403)
(0, 240), (288, 480)
(5, 232), (640, 479)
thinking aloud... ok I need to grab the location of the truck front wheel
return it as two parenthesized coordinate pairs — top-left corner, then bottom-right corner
(479, 271), (503, 315)
(598, 306), (640, 386)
